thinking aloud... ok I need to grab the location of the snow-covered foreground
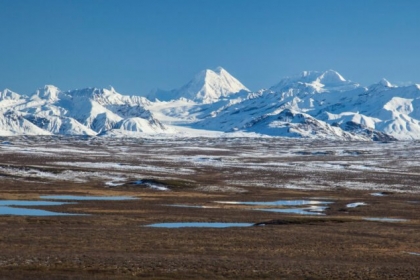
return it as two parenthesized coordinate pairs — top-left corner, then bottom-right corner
(1, 136), (420, 193)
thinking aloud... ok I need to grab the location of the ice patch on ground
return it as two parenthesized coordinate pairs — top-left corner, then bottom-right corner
(132, 180), (170, 191)
(346, 202), (367, 208)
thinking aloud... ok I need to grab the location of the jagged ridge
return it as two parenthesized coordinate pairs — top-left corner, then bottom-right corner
(1, 68), (420, 140)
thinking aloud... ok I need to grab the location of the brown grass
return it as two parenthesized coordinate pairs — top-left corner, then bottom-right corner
(0, 138), (419, 279)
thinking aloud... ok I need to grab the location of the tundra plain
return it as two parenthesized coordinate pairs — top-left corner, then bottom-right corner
(0, 137), (419, 279)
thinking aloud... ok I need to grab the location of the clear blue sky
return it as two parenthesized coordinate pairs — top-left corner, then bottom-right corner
(1, 0), (419, 95)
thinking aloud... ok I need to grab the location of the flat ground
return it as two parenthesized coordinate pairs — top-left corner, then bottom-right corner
(0, 137), (419, 279)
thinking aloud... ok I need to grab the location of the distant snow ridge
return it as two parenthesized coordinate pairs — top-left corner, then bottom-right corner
(147, 67), (249, 103)
(270, 70), (360, 93)
(0, 85), (168, 137)
(1, 68), (420, 140)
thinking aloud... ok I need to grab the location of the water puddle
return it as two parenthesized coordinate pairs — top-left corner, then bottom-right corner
(0, 200), (68, 206)
(0, 206), (78, 216)
(0, 200), (77, 216)
(256, 206), (329, 216)
(215, 200), (333, 206)
(40, 195), (137, 201)
(145, 222), (253, 228)
(407, 252), (420, 256)
(346, 202), (367, 208)
(363, 217), (408, 222)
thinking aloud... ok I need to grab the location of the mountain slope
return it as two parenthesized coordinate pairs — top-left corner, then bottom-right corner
(0, 86), (168, 136)
(0, 109), (51, 136)
(188, 70), (411, 140)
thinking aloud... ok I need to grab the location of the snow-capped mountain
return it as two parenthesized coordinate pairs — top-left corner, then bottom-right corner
(0, 85), (168, 136)
(147, 67), (249, 103)
(183, 69), (417, 140)
(1, 68), (420, 140)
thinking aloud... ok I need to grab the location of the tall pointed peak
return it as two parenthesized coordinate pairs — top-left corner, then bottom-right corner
(195, 67), (229, 80)
(188, 67), (249, 103)
(147, 67), (249, 103)
(198, 67), (240, 80)
(213, 66), (226, 74)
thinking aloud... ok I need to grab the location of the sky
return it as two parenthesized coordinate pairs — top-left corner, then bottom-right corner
(1, 0), (419, 96)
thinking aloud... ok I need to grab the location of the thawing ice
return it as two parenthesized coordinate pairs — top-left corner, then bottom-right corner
(371, 192), (387, 196)
(105, 177), (126, 187)
(346, 202), (367, 208)
(132, 180), (169, 191)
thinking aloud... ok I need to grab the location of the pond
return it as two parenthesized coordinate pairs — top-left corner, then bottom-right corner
(0, 206), (79, 216)
(371, 192), (387, 196)
(256, 206), (329, 216)
(0, 200), (78, 216)
(0, 200), (68, 206)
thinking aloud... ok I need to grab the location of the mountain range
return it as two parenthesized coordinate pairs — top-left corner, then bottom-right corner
(1, 67), (420, 140)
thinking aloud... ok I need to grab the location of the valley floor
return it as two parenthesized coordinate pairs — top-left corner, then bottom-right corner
(0, 137), (419, 279)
